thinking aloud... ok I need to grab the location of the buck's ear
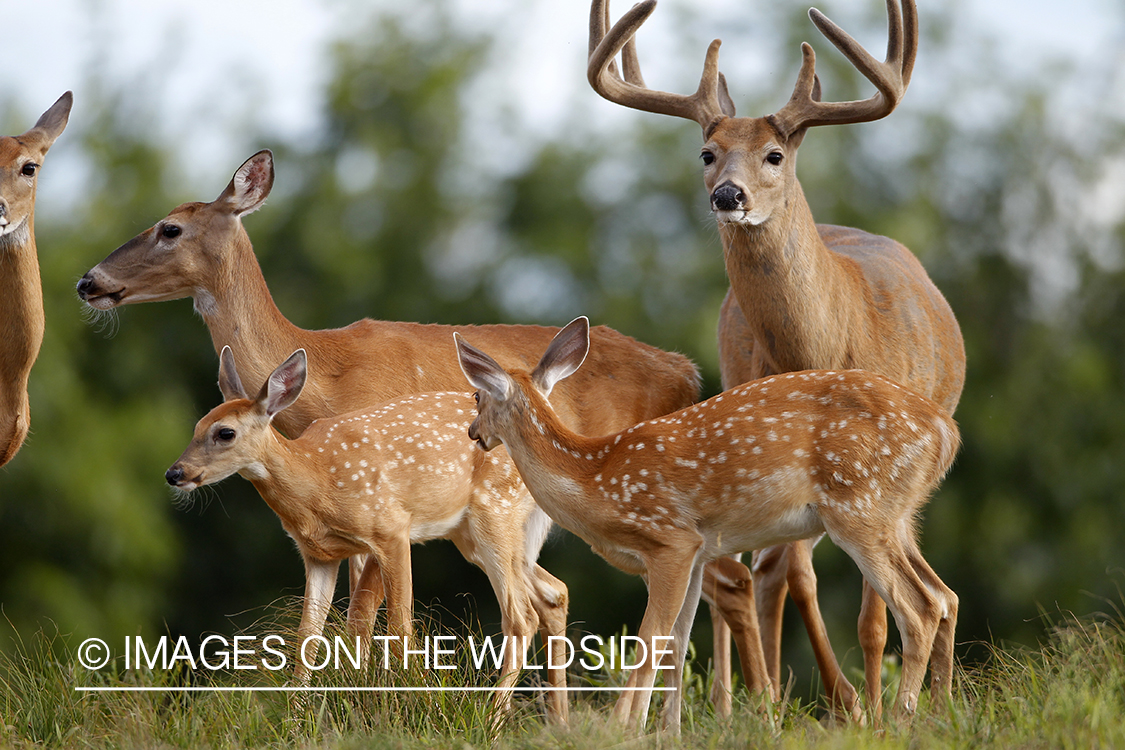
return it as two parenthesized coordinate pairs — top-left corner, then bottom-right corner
(217, 346), (249, 401)
(256, 349), (307, 418)
(531, 317), (589, 397)
(454, 333), (512, 402)
(217, 150), (274, 215)
(26, 91), (72, 152)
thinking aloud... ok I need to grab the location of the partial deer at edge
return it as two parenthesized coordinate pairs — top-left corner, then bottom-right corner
(0, 92), (72, 467)
(76, 150), (701, 722)
(167, 346), (566, 717)
(588, 0), (965, 720)
(456, 317), (958, 734)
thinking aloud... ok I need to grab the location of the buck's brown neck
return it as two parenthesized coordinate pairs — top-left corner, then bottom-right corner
(718, 188), (863, 374)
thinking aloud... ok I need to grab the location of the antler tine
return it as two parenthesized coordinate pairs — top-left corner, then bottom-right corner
(588, 0), (726, 131)
(770, 0), (918, 138)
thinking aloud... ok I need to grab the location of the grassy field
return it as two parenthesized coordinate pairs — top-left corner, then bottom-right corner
(2, 600), (1123, 749)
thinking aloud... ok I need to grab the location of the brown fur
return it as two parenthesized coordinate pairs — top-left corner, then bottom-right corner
(588, 0), (963, 719)
(0, 92), (72, 468)
(169, 348), (569, 720)
(458, 319), (959, 734)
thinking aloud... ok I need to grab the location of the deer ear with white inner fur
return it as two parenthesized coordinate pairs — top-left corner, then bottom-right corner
(256, 349), (307, 418)
(530, 317), (590, 397)
(454, 333), (512, 402)
(218, 149), (274, 216)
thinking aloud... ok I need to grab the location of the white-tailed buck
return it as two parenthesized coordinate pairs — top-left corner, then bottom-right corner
(167, 346), (569, 717)
(77, 150), (700, 720)
(457, 317), (958, 734)
(0, 92), (72, 467)
(588, 0), (965, 718)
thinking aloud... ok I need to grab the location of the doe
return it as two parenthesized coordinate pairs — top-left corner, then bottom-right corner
(456, 317), (958, 733)
(166, 346), (568, 718)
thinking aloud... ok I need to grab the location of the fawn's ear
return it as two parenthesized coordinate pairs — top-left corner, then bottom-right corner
(216, 149), (274, 216)
(531, 317), (590, 397)
(256, 349), (307, 418)
(217, 346), (249, 401)
(455, 333), (513, 402)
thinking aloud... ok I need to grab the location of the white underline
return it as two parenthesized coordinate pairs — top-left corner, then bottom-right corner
(74, 686), (676, 693)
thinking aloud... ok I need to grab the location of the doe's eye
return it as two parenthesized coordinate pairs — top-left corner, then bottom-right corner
(21, 163), (38, 177)
(215, 427), (236, 442)
(162, 224), (182, 239)
(766, 151), (784, 166)
(473, 392), (480, 404)
(700, 151), (716, 166)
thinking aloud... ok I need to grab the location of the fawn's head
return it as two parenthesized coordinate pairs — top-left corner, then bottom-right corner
(166, 346), (305, 491)
(0, 92), (71, 249)
(588, 0), (915, 228)
(456, 317), (591, 451)
(77, 150), (274, 310)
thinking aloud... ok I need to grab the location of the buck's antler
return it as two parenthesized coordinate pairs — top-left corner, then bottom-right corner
(588, 0), (917, 139)
(770, 0), (917, 137)
(588, 0), (730, 130)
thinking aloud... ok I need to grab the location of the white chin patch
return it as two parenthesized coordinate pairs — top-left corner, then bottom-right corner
(714, 209), (767, 226)
(86, 295), (120, 310)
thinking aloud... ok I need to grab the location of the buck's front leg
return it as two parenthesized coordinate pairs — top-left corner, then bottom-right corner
(294, 556), (339, 681)
(786, 536), (861, 722)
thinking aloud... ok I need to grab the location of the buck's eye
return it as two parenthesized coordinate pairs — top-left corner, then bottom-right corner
(766, 151), (783, 166)
(215, 427), (236, 442)
(21, 163), (38, 177)
(700, 151), (716, 166)
(473, 392), (480, 404)
(162, 224), (182, 239)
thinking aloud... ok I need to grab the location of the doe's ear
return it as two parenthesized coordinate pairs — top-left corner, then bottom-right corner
(255, 349), (307, 418)
(217, 149), (274, 216)
(530, 317), (590, 397)
(217, 346), (249, 401)
(25, 91), (72, 152)
(454, 333), (512, 402)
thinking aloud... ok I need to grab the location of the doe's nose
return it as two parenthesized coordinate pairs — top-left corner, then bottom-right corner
(711, 182), (745, 212)
(76, 273), (96, 298)
(165, 466), (185, 486)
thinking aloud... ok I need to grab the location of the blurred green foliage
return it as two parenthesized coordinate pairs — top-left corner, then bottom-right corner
(2, 0), (1124, 704)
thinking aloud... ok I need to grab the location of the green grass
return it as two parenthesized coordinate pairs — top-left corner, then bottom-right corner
(2, 602), (1123, 749)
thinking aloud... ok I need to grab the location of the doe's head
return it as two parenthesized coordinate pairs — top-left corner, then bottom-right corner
(455, 317), (591, 451)
(0, 91), (71, 247)
(165, 346), (306, 492)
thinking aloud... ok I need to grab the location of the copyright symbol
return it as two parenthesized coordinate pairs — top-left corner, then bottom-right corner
(77, 638), (110, 670)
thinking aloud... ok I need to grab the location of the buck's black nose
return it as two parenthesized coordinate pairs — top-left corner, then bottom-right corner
(165, 466), (185, 486)
(711, 182), (745, 212)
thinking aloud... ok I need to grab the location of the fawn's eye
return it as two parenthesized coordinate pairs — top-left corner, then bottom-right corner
(162, 224), (182, 239)
(700, 151), (715, 166)
(766, 151), (783, 166)
(215, 427), (236, 442)
(21, 162), (38, 177)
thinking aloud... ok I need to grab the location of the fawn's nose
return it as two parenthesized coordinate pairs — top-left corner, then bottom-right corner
(165, 466), (185, 486)
(711, 182), (745, 212)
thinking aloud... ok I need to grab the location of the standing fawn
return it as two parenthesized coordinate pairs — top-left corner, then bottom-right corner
(588, 0), (965, 717)
(0, 92), (72, 467)
(76, 152), (700, 717)
(166, 346), (569, 719)
(456, 318), (958, 734)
